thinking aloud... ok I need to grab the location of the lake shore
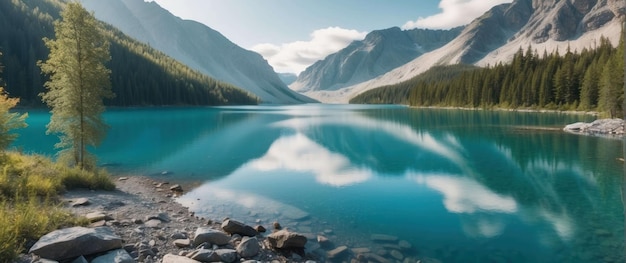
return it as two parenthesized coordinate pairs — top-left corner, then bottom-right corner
(20, 176), (321, 263)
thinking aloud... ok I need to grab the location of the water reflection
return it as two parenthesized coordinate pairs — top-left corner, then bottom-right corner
(14, 106), (623, 262)
(250, 133), (373, 187)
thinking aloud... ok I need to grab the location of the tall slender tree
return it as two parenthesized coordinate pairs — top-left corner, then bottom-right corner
(39, 2), (114, 170)
(0, 52), (28, 151)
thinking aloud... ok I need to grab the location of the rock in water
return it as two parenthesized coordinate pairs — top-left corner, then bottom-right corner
(221, 219), (257, 237)
(237, 236), (261, 258)
(327, 245), (349, 259)
(370, 234), (399, 242)
(29, 227), (122, 260)
(193, 227), (231, 246)
(91, 249), (134, 263)
(267, 230), (307, 249)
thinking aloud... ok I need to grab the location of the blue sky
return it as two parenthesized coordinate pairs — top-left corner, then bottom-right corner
(151, 0), (512, 74)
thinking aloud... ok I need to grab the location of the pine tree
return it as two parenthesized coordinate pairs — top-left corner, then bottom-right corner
(0, 52), (28, 151)
(598, 55), (622, 118)
(39, 3), (114, 170)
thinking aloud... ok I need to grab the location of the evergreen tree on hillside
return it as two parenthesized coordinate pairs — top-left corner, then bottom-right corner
(39, 3), (113, 170)
(0, 52), (27, 151)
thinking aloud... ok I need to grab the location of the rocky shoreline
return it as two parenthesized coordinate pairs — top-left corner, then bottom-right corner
(563, 118), (625, 137)
(20, 176), (425, 263)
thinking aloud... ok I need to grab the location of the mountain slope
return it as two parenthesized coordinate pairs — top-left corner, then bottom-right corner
(80, 0), (314, 104)
(312, 0), (624, 103)
(290, 27), (462, 94)
(0, 0), (257, 106)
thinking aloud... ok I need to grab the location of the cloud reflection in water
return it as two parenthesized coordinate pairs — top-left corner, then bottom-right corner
(250, 133), (373, 187)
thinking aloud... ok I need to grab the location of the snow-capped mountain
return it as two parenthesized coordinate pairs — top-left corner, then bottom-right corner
(290, 27), (462, 94)
(80, 0), (315, 104)
(305, 0), (624, 103)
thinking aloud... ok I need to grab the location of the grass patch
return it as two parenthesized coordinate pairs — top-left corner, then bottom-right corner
(0, 151), (113, 262)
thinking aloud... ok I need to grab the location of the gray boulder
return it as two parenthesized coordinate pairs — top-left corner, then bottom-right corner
(215, 249), (238, 263)
(221, 219), (257, 237)
(188, 248), (220, 262)
(91, 249), (134, 263)
(29, 227), (122, 260)
(236, 236), (260, 258)
(267, 230), (307, 249)
(193, 227), (231, 246)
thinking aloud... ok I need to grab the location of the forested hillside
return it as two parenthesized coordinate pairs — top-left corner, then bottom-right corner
(352, 37), (625, 117)
(0, 0), (258, 106)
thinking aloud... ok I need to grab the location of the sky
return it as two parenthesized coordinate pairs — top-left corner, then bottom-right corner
(149, 0), (513, 74)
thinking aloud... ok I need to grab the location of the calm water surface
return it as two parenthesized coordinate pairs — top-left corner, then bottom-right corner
(15, 105), (625, 262)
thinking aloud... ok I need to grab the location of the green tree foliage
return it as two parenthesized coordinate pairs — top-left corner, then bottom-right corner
(0, 52), (28, 151)
(352, 37), (624, 117)
(39, 2), (113, 170)
(0, 0), (257, 107)
(598, 35), (624, 118)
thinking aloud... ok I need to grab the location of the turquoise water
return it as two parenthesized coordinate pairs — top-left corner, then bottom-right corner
(14, 105), (625, 262)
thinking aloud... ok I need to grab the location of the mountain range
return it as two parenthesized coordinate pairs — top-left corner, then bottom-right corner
(296, 0), (624, 103)
(80, 0), (314, 104)
(290, 27), (463, 93)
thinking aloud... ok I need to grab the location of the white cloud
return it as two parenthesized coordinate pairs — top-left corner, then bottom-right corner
(403, 0), (513, 30)
(251, 27), (367, 74)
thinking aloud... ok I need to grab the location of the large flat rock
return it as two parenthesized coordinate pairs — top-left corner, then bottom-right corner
(29, 227), (122, 260)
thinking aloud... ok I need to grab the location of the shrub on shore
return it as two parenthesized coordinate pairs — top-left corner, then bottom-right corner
(0, 151), (113, 262)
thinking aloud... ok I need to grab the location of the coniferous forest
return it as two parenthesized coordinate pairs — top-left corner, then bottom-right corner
(0, 0), (258, 107)
(351, 37), (625, 117)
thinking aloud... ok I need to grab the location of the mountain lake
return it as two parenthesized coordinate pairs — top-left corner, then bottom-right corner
(14, 104), (625, 262)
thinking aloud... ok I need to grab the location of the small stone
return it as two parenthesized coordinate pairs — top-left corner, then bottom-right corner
(317, 235), (331, 247)
(85, 212), (107, 223)
(215, 249), (238, 263)
(254, 225), (266, 233)
(370, 234), (398, 242)
(133, 218), (143, 224)
(272, 222), (282, 230)
(237, 236), (261, 258)
(398, 240), (412, 249)
(351, 247), (371, 254)
(70, 198), (90, 207)
(173, 239), (191, 248)
(171, 232), (187, 240)
(221, 219), (257, 237)
(144, 219), (161, 228)
(118, 177), (128, 181)
(162, 254), (201, 263)
(267, 230), (307, 249)
(148, 240), (156, 247)
(390, 250), (404, 260)
(365, 253), (391, 263)
(188, 249), (220, 262)
(170, 184), (183, 192)
(327, 245), (349, 259)
(89, 220), (107, 228)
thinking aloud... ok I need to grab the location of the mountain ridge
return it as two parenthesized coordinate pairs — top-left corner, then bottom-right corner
(303, 0), (624, 103)
(290, 26), (462, 95)
(81, 0), (315, 104)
